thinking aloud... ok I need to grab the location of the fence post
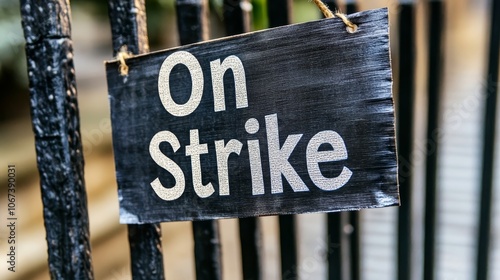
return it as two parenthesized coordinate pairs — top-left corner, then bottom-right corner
(222, 1), (263, 279)
(423, 1), (444, 280)
(343, 3), (362, 279)
(396, 1), (416, 280)
(328, 213), (343, 280)
(176, 0), (209, 44)
(20, 0), (94, 278)
(224, 0), (251, 36)
(265, 3), (299, 279)
(238, 217), (261, 280)
(476, 0), (500, 279)
(349, 204), (360, 280)
(267, 0), (292, 29)
(345, 0), (357, 14)
(266, 2), (299, 279)
(323, 0), (339, 12)
(175, 1), (223, 279)
(107, 1), (165, 279)
(322, 3), (343, 280)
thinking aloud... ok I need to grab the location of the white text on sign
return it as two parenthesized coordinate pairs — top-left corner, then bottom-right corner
(150, 51), (352, 201)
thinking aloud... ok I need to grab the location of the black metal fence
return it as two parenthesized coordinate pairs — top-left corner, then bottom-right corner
(19, 0), (499, 279)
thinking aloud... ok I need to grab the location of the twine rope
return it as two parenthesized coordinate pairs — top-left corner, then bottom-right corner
(311, 0), (358, 32)
(117, 46), (132, 76)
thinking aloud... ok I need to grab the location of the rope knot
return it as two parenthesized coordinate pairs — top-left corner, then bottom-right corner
(311, 0), (358, 33)
(117, 46), (133, 76)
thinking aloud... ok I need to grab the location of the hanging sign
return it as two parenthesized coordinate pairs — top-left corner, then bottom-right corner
(106, 8), (399, 224)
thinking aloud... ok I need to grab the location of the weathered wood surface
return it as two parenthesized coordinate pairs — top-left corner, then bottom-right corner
(20, 0), (94, 279)
(106, 8), (398, 224)
(107, 1), (165, 280)
(127, 224), (165, 279)
(108, 0), (149, 56)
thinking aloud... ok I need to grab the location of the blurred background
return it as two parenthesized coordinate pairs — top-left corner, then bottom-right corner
(0, 0), (499, 279)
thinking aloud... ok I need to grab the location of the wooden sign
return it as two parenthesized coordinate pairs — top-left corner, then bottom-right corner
(106, 8), (399, 224)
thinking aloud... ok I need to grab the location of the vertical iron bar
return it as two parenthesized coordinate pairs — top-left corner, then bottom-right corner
(346, 4), (361, 280)
(239, 217), (261, 280)
(328, 213), (342, 280)
(192, 220), (223, 280)
(279, 215), (298, 280)
(345, 0), (358, 14)
(176, 1), (223, 279)
(107, 1), (165, 279)
(266, 3), (297, 279)
(476, 0), (500, 279)
(396, 2), (416, 280)
(222, 2), (262, 279)
(344, 3), (361, 280)
(176, 0), (209, 45)
(324, 6), (342, 280)
(323, 0), (339, 12)
(20, 1), (94, 279)
(423, 1), (444, 280)
(349, 212), (360, 280)
(108, 0), (149, 56)
(267, 0), (292, 28)
(127, 225), (165, 279)
(224, 0), (251, 36)
(347, 3), (360, 278)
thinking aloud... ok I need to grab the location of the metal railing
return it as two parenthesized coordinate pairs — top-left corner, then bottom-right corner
(19, 0), (499, 279)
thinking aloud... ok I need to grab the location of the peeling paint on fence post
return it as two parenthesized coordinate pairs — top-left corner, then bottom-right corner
(20, 0), (94, 278)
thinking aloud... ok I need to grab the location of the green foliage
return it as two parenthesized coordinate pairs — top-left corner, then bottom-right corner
(292, 0), (321, 23)
(252, 0), (268, 30)
(0, 0), (26, 87)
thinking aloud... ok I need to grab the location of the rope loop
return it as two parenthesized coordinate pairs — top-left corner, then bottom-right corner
(117, 45), (132, 76)
(311, 0), (358, 32)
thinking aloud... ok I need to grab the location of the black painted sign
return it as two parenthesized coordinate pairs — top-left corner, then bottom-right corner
(106, 8), (399, 224)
